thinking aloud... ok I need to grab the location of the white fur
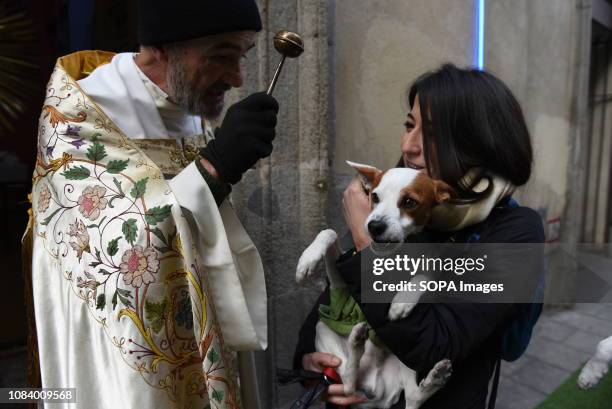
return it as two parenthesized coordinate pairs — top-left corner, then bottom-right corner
(387, 275), (428, 321)
(578, 334), (612, 389)
(295, 166), (451, 408)
(297, 231), (451, 408)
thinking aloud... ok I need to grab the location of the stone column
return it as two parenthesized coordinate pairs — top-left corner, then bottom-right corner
(223, 1), (330, 406)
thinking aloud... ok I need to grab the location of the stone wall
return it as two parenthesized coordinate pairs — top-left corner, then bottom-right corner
(223, 1), (331, 406)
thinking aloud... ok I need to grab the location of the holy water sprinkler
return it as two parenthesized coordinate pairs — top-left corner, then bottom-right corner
(266, 30), (304, 95)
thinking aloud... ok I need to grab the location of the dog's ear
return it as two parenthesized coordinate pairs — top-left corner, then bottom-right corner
(433, 180), (455, 203)
(346, 160), (382, 192)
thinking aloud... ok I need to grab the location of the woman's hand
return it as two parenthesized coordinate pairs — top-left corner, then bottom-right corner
(343, 178), (372, 251)
(302, 352), (368, 406)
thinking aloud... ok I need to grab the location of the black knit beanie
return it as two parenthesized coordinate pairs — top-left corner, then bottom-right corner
(138, 0), (263, 46)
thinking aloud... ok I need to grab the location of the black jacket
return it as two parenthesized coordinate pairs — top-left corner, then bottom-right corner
(293, 201), (545, 409)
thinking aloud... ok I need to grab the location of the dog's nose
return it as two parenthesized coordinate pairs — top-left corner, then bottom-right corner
(368, 220), (387, 237)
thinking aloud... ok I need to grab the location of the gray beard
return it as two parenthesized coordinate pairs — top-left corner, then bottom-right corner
(166, 55), (224, 119)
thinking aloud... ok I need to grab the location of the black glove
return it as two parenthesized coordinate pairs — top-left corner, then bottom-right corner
(200, 92), (279, 184)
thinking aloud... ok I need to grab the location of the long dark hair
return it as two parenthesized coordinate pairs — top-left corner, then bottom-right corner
(407, 63), (533, 197)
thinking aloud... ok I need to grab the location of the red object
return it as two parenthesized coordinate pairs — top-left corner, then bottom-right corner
(322, 367), (346, 409)
(323, 366), (342, 383)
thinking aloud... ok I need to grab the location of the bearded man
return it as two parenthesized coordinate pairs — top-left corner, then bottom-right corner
(25, 1), (277, 408)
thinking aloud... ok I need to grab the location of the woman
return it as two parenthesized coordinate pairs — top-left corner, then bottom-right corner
(293, 63), (545, 409)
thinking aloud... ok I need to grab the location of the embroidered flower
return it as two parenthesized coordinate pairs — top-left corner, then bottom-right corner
(70, 138), (86, 149)
(65, 125), (81, 136)
(76, 276), (99, 290)
(38, 185), (51, 213)
(120, 246), (160, 288)
(67, 218), (90, 261)
(77, 186), (108, 221)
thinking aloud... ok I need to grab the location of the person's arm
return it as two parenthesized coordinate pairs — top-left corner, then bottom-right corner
(194, 156), (232, 205)
(338, 206), (544, 379)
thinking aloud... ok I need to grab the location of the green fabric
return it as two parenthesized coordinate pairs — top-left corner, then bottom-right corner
(318, 287), (385, 348)
(534, 367), (612, 409)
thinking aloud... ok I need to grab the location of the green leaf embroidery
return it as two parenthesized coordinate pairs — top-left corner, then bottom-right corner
(211, 389), (224, 403)
(98, 269), (111, 275)
(130, 177), (148, 199)
(207, 349), (220, 364)
(117, 288), (134, 308)
(108, 194), (124, 209)
(122, 219), (138, 245)
(107, 237), (120, 256)
(112, 177), (125, 196)
(96, 293), (106, 310)
(145, 298), (168, 334)
(111, 290), (118, 310)
(106, 159), (129, 174)
(61, 165), (90, 180)
(40, 208), (62, 226)
(150, 227), (168, 246)
(86, 139), (107, 162)
(117, 288), (133, 298)
(145, 205), (172, 225)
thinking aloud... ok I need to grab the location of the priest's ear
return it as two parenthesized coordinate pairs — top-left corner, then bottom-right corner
(346, 161), (382, 193)
(143, 45), (170, 63)
(135, 46), (171, 88)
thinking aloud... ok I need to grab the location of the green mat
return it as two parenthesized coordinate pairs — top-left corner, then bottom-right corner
(535, 367), (612, 409)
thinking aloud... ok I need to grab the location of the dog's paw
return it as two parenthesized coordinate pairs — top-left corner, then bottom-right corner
(578, 358), (609, 389)
(348, 322), (369, 347)
(387, 302), (416, 321)
(296, 245), (325, 284)
(295, 230), (337, 284)
(420, 359), (452, 390)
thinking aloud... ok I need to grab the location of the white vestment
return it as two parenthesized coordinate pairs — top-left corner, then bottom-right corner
(29, 51), (266, 409)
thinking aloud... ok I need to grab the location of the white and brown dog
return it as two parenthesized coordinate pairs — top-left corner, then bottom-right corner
(296, 161), (455, 409)
(578, 335), (612, 389)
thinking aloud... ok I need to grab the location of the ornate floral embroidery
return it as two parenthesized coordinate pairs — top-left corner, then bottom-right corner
(67, 218), (90, 261)
(77, 185), (108, 221)
(37, 185), (51, 213)
(41, 105), (86, 128)
(120, 245), (159, 288)
(31, 60), (238, 409)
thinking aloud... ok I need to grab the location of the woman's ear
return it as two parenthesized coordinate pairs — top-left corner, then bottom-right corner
(433, 180), (455, 203)
(346, 161), (382, 192)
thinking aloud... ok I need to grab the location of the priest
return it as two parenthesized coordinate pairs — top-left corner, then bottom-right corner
(25, 1), (277, 408)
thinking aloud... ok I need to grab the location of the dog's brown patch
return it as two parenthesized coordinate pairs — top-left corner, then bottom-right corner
(371, 170), (386, 190)
(367, 170), (387, 208)
(398, 172), (439, 226)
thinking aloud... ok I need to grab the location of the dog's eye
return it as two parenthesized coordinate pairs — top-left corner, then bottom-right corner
(371, 192), (380, 204)
(402, 198), (418, 209)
